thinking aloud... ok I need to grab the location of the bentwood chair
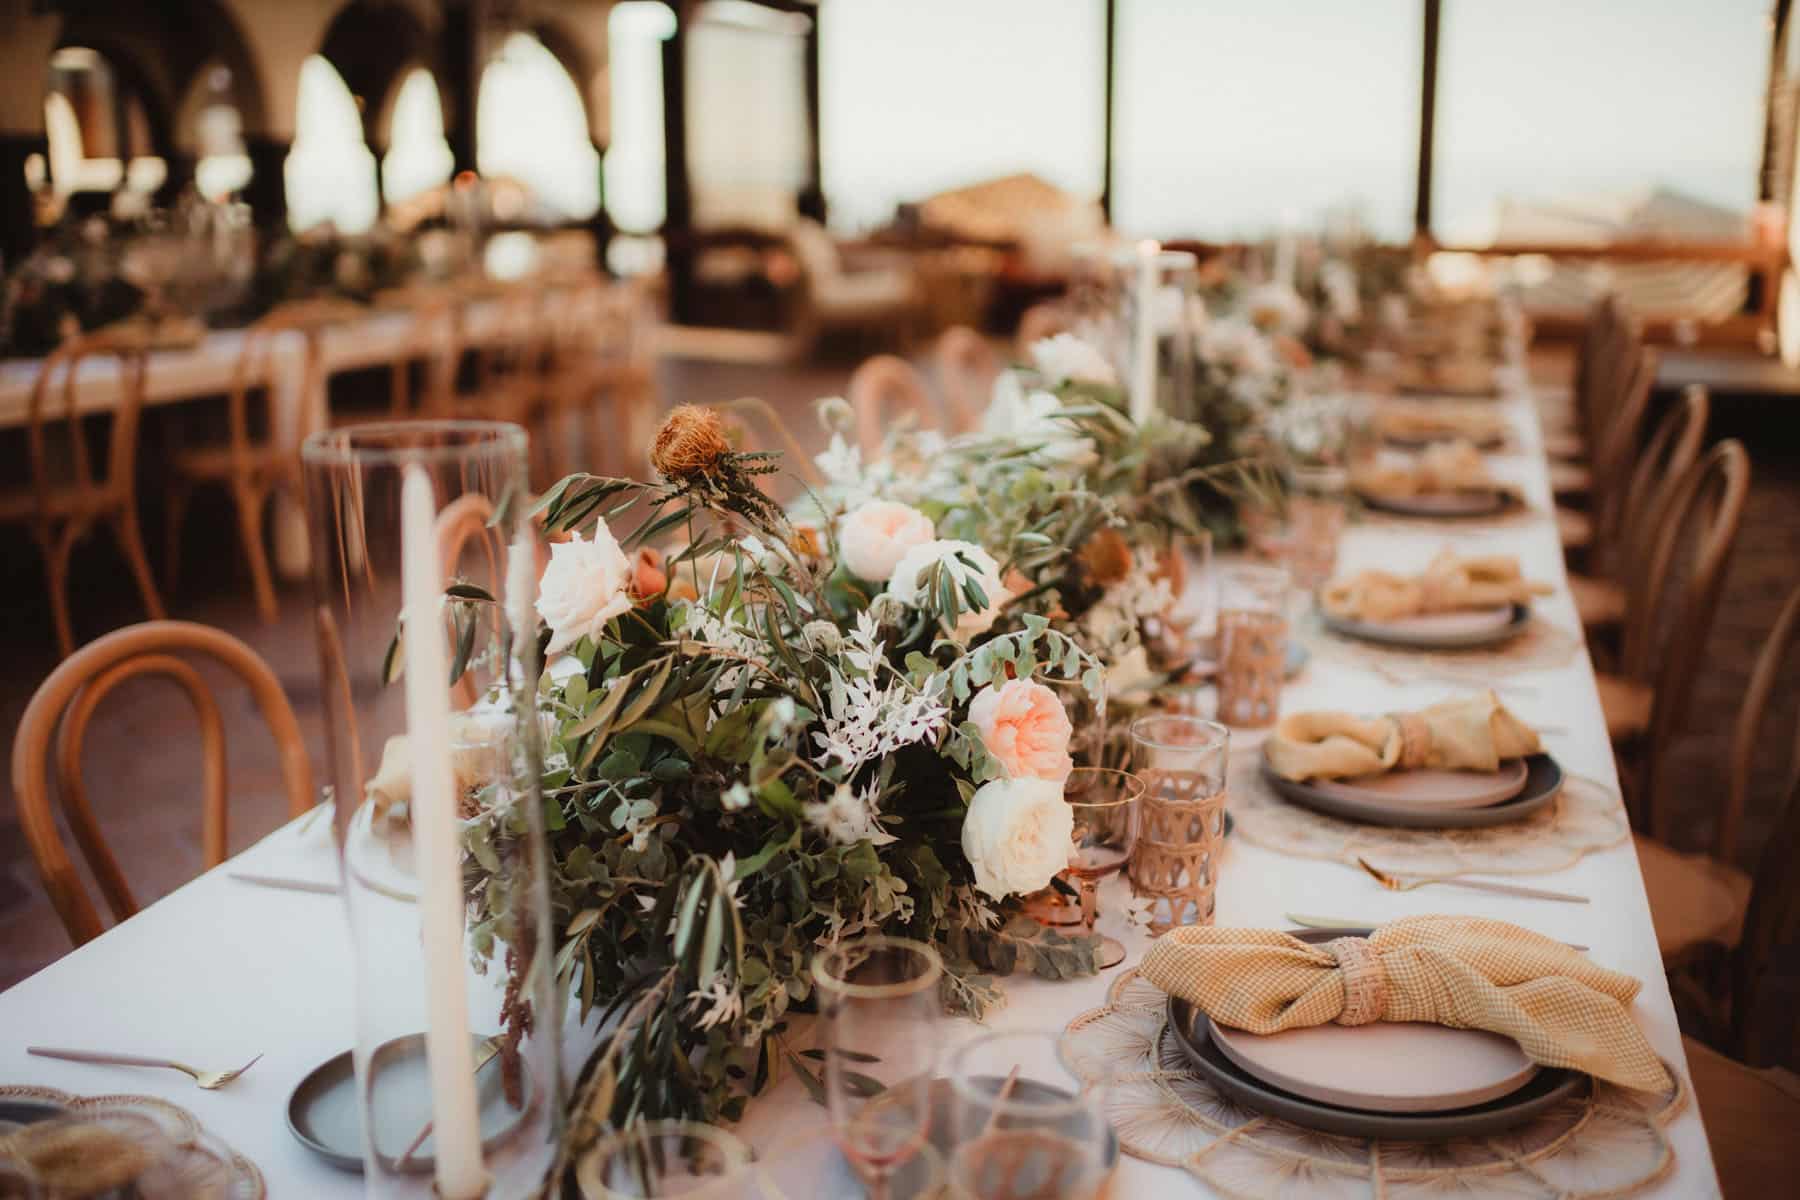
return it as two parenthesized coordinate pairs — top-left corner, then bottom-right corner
(1597, 440), (1750, 822)
(934, 325), (999, 433)
(383, 297), (462, 420)
(168, 300), (352, 623)
(1555, 304), (1642, 552)
(436, 492), (504, 710)
(1569, 386), (1709, 633)
(1634, 581), (1800, 975)
(719, 397), (824, 488)
(12, 620), (314, 946)
(848, 354), (941, 456)
(1541, 295), (1621, 469)
(0, 329), (165, 658)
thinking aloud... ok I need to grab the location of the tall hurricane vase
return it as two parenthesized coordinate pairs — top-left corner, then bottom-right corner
(301, 421), (560, 1198)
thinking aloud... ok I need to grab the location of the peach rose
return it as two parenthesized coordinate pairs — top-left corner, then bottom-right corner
(839, 500), (934, 583)
(968, 678), (1074, 785)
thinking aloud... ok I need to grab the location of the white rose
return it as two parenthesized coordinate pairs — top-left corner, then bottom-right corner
(839, 500), (935, 583)
(961, 777), (1074, 899)
(536, 526), (633, 655)
(885, 539), (1007, 641)
(1029, 332), (1117, 387)
(981, 374), (1095, 466)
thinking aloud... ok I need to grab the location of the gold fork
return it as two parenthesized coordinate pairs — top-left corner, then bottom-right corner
(1355, 858), (1588, 904)
(28, 1047), (263, 1090)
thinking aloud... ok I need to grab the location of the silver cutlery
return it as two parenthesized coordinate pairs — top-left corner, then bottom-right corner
(1356, 857), (1589, 903)
(229, 871), (339, 895)
(27, 1047), (263, 1090)
(1285, 912), (1588, 951)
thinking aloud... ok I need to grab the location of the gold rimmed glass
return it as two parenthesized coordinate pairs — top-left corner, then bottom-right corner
(574, 1120), (752, 1198)
(811, 936), (943, 1200)
(946, 1031), (1112, 1200)
(1063, 768), (1145, 969)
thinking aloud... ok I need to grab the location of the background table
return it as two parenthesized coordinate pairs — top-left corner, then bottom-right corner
(0, 371), (1721, 1196)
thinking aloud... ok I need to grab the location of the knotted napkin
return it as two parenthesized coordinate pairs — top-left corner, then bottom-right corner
(1321, 549), (1551, 623)
(1263, 691), (1541, 781)
(1352, 440), (1503, 500)
(1375, 401), (1509, 445)
(1141, 915), (1671, 1091)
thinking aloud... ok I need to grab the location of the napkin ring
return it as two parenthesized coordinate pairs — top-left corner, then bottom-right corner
(1392, 714), (1434, 770)
(1328, 936), (1386, 1026)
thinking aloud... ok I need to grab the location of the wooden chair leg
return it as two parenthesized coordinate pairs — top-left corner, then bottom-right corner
(44, 525), (79, 658)
(164, 481), (191, 603)
(112, 505), (166, 622)
(232, 485), (279, 624)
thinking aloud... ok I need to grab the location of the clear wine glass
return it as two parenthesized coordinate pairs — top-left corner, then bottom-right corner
(811, 936), (942, 1200)
(1063, 767), (1145, 969)
(575, 1120), (751, 1198)
(947, 1031), (1112, 1200)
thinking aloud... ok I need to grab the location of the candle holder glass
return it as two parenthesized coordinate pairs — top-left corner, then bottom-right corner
(301, 421), (561, 1198)
(1069, 244), (1200, 421)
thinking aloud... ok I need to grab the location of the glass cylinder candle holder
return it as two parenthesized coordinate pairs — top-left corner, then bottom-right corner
(1070, 243), (1200, 425)
(301, 421), (560, 1198)
(1126, 716), (1230, 932)
(1286, 464), (1348, 594)
(1215, 565), (1289, 729)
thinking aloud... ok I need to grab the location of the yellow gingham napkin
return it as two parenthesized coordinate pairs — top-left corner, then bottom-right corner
(1141, 915), (1670, 1091)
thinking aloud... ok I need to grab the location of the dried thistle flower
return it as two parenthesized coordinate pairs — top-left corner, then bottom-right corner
(651, 405), (732, 482)
(1077, 527), (1132, 587)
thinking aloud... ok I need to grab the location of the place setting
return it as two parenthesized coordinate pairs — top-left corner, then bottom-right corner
(1350, 439), (1531, 522)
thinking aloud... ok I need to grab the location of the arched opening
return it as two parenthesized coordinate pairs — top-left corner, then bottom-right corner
(382, 68), (454, 209)
(284, 54), (379, 234)
(41, 45), (166, 215)
(476, 32), (601, 222)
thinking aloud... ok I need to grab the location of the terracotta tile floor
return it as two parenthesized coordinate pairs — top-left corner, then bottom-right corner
(1, 344), (1795, 1068)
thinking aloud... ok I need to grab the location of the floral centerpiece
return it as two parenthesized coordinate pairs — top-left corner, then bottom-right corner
(438, 405), (1124, 1144)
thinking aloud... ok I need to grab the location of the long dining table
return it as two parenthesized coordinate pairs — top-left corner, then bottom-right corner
(0, 362), (1720, 1196)
(0, 300), (514, 580)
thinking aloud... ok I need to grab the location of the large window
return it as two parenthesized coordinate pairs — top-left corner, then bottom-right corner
(1112, 0), (1421, 242)
(1434, 0), (1768, 245)
(821, 0), (1106, 233)
(687, 1), (810, 229)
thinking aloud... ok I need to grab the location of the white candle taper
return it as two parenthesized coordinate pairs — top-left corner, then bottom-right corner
(1131, 239), (1159, 425)
(400, 465), (488, 1199)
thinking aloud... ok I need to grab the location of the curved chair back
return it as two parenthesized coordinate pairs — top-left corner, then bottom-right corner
(1730, 585), (1800, 1061)
(1612, 385), (1709, 585)
(719, 397), (823, 487)
(436, 493), (503, 709)
(12, 620), (315, 946)
(26, 330), (149, 524)
(1630, 441), (1751, 838)
(934, 326), (998, 432)
(848, 354), (939, 456)
(1587, 345), (1660, 559)
(226, 299), (354, 469)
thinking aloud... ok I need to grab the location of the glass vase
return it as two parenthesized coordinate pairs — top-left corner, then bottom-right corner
(301, 420), (560, 1198)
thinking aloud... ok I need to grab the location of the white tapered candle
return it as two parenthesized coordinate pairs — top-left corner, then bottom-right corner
(1131, 239), (1159, 425)
(400, 465), (488, 1199)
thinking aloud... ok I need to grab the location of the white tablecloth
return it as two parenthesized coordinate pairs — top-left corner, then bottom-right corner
(0, 373), (1721, 1196)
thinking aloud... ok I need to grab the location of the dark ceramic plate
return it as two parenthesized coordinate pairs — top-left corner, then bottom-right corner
(1321, 602), (1531, 650)
(1260, 752), (1563, 829)
(287, 1033), (533, 1174)
(1358, 486), (1518, 520)
(1166, 929), (1584, 1140)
